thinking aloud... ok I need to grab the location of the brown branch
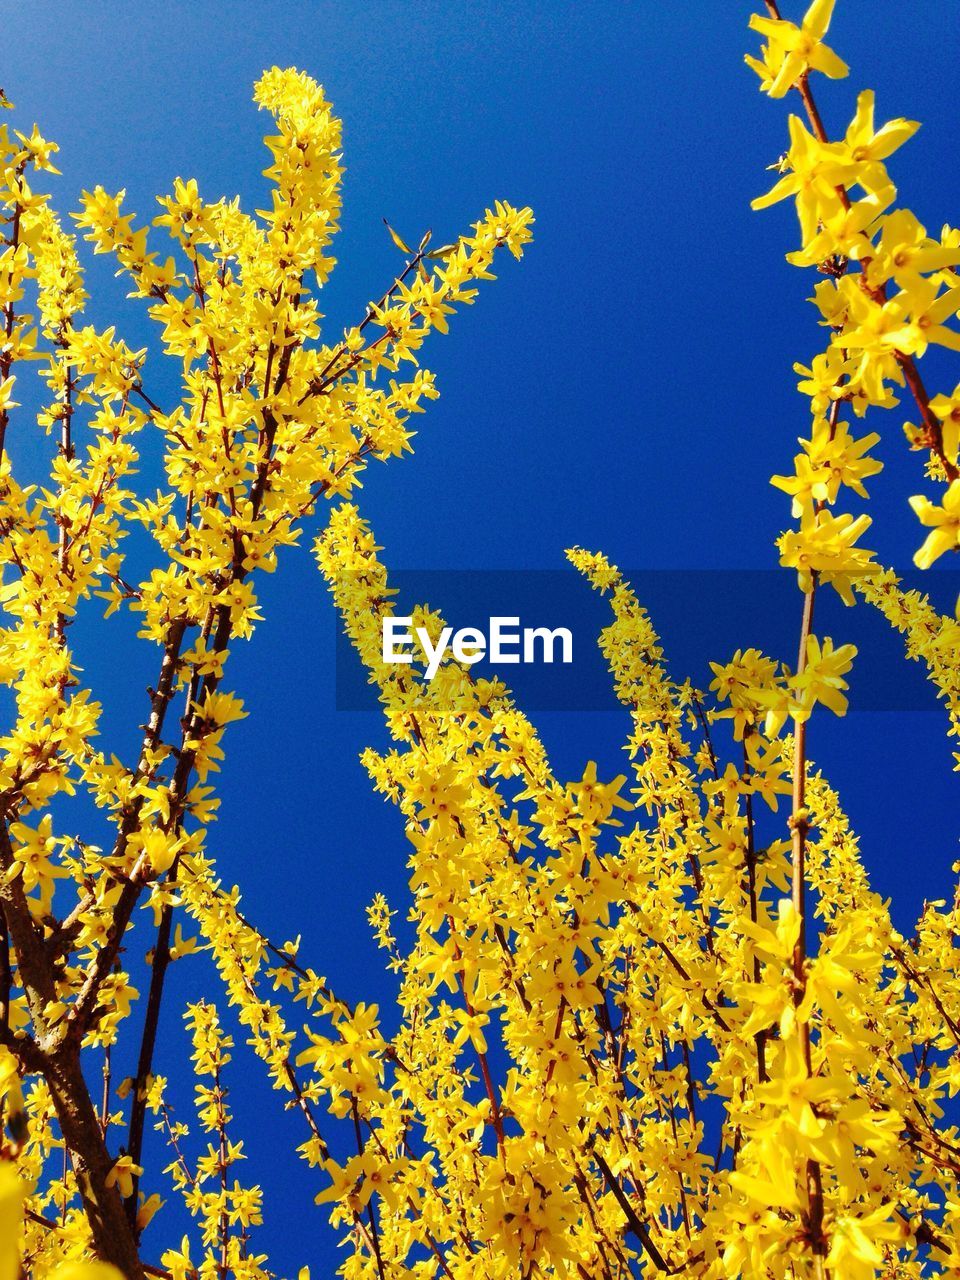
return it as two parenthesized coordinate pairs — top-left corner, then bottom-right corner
(790, 584), (816, 997)
(742, 740), (768, 1083)
(0, 905), (10, 1041)
(213, 1055), (231, 1280)
(100, 1043), (111, 1135)
(44, 1042), (146, 1278)
(352, 1099), (387, 1280)
(53, 340), (77, 639)
(125, 862), (179, 1225)
(788, 582), (828, 1267)
(0, 820), (58, 1025)
(592, 1146), (674, 1273)
(0, 162), (25, 460)
(303, 240), (431, 401)
(449, 923), (505, 1153)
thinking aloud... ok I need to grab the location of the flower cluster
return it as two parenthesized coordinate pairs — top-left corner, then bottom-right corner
(0, 69), (531, 1278)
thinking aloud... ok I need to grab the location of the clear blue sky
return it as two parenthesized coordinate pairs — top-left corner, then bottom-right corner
(4, 1), (959, 1271)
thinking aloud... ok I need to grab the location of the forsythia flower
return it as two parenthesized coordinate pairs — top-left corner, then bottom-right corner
(909, 479), (960, 568)
(747, 0), (848, 98)
(792, 634), (858, 719)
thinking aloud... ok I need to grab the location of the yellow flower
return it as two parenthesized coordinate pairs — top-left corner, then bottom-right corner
(793, 634), (858, 720)
(910, 479), (960, 568)
(748, 0), (848, 98)
(104, 1154), (144, 1200)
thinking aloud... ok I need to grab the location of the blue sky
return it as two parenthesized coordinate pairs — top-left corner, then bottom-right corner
(4, 0), (960, 1272)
